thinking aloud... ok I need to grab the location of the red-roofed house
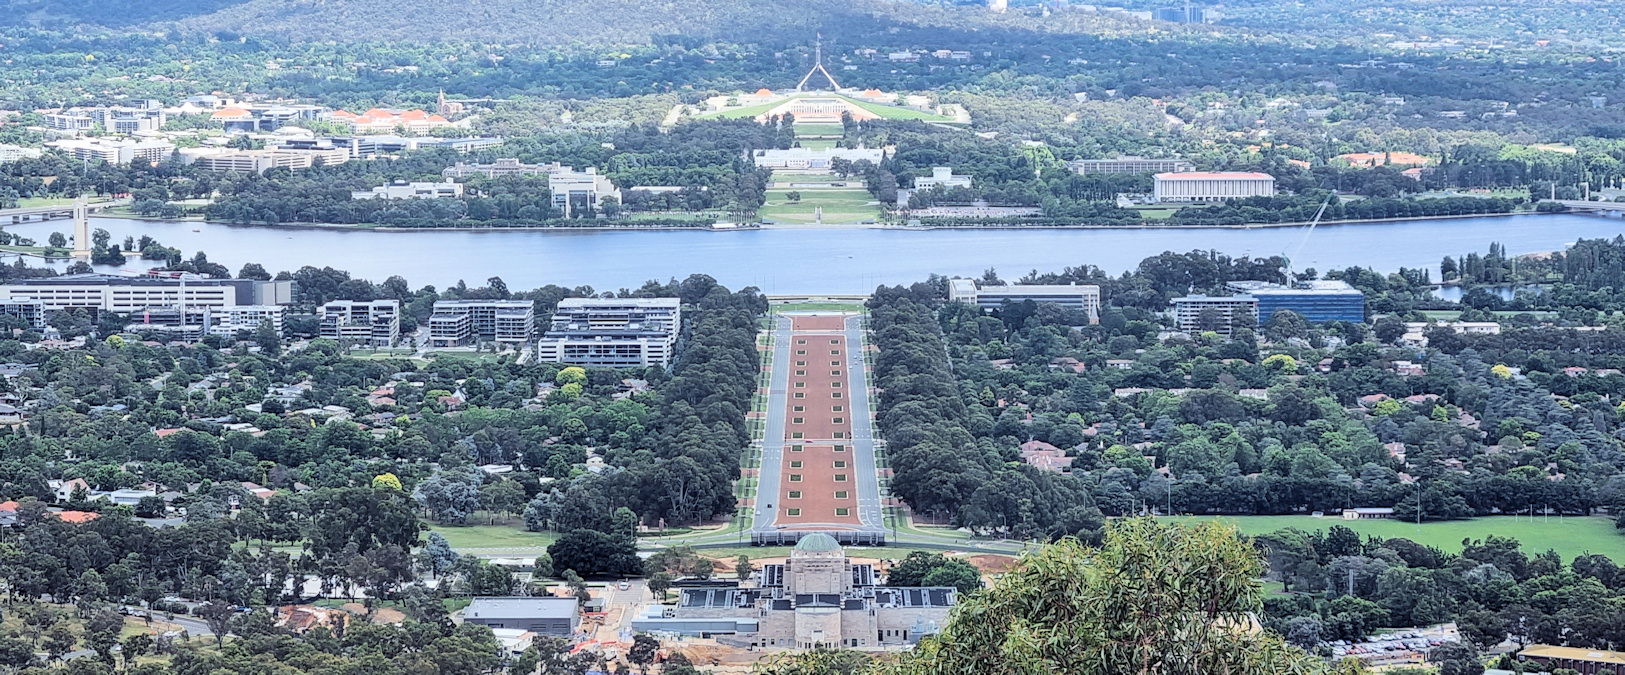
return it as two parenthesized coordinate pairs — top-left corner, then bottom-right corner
(55, 510), (100, 524)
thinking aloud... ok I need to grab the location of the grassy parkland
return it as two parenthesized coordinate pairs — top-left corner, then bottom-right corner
(1169, 514), (1625, 562)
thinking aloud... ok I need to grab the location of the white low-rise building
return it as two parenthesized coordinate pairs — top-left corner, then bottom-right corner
(752, 147), (885, 171)
(949, 279), (1100, 322)
(913, 167), (972, 190)
(1153, 171), (1276, 203)
(351, 181), (464, 200)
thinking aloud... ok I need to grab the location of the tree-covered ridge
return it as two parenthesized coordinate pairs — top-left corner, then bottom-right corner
(887, 518), (1327, 675)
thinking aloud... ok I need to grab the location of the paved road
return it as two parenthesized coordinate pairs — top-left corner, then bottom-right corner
(751, 315), (793, 534)
(844, 314), (885, 533)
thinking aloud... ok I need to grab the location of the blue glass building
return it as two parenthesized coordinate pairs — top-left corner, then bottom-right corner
(1226, 280), (1365, 325)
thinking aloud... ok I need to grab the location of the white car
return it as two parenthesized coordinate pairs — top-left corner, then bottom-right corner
(618, 581), (630, 590)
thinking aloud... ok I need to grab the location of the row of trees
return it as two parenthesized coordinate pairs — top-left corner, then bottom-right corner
(866, 283), (1106, 539)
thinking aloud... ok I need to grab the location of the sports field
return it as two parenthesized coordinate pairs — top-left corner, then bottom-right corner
(1169, 514), (1625, 562)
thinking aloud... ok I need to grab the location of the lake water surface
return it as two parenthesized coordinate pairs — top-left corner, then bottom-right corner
(5, 213), (1620, 294)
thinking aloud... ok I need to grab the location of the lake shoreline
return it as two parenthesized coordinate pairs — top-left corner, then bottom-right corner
(88, 208), (1557, 232)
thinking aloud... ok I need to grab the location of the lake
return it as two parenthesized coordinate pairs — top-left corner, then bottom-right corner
(4, 213), (1619, 294)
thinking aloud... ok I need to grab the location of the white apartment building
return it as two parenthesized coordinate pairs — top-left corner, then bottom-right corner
(1153, 172), (1277, 203)
(1169, 295), (1260, 336)
(319, 300), (400, 347)
(429, 299), (535, 346)
(949, 279), (1101, 322)
(0, 300), (45, 329)
(216, 305), (287, 334)
(352, 181), (464, 200)
(913, 167), (972, 190)
(127, 304), (287, 341)
(547, 168), (620, 215)
(535, 298), (681, 368)
(52, 138), (176, 166)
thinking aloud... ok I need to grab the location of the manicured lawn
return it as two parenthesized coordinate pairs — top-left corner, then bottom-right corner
(794, 123), (846, 136)
(1168, 514), (1625, 562)
(426, 524), (558, 551)
(15, 197), (80, 208)
(772, 302), (866, 312)
(702, 101), (781, 119)
(845, 98), (956, 122)
(759, 188), (880, 224)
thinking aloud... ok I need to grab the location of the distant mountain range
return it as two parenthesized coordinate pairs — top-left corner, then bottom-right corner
(0, 0), (1138, 45)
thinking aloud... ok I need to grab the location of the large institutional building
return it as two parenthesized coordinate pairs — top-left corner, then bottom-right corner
(534, 298), (681, 368)
(1152, 171), (1277, 202)
(0, 274), (291, 315)
(632, 534), (956, 649)
(949, 279), (1101, 323)
(547, 168), (621, 216)
(0, 274), (293, 338)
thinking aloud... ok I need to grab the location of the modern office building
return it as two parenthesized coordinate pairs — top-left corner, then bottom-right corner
(1225, 280), (1366, 324)
(428, 299), (535, 346)
(1169, 295), (1260, 336)
(351, 181), (464, 200)
(47, 107), (166, 134)
(1066, 155), (1195, 175)
(51, 138), (176, 166)
(1171, 280), (1364, 335)
(45, 113), (95, 132)
(631, 534), (957, 649)
(0, 274), (292, 315)
(442, 159), (564, 179)
(547, 168), (620, 216)
(912, 167), (973, 190)
(1153, 172), (1276, 202)
(181, 147), (350, 174)
(319, 300), (400, 347)
(462, 597), (580, 638)
(535, 298), (681, 368)
(949, 279), (1101, 322)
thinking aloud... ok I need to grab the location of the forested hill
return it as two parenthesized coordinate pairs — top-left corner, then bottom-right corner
(5, 0), (1149, 45)
(0, 0), (249, 27)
